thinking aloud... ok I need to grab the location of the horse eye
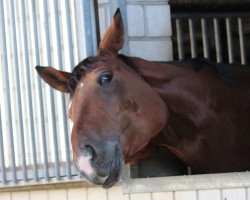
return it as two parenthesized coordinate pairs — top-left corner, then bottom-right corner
(98, 73), (113, 86)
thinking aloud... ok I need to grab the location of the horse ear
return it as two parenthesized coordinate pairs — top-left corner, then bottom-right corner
(98, 8), (124, 56)
(36, 66), (71, 93)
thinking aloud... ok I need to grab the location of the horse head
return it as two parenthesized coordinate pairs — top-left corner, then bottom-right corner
(36, 9), (168, 188)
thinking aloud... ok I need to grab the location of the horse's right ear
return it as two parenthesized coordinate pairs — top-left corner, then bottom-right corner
(97, 8), (124, 56)
(36, 66), (71, 93)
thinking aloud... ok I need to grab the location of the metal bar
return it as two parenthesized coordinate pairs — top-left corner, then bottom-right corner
(188, 18), (197, 58)
(0, 107), (7, 184)
(10, 0), (26, 183)
(64, 0), (74, 178)
(213, 18), (222, 63)
(31, 0), (49, 181)
(94, 0), (101, 46)
(118, 0), (130, 55)
(0, 0), (17, 183)
(238, 18), (247, 65)
(0, 0), (13, 183)
(82, 0), (95, 56)
(90, 0), (98, 53)
(64, 0), (74, 67)
(74, 0), (86, 60)
(201, 18), (210, 59)
(43, 0), (60, 179)
(225, 18), (234, 63)
(53, 0), (70, 179)
(15, 0), (28, 182)
(176, 19), (184, 60)
(53, 0), (64, 69)
(20, 0), (39, 182)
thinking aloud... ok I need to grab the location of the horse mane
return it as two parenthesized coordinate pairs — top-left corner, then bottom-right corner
(188, 57), (239, 86)
(117, 54), (138, 71)
(119, 55), (239, 87)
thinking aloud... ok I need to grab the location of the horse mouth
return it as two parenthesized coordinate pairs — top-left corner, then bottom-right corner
(77, 145), (124, 188)
(102, 145), (124, 188)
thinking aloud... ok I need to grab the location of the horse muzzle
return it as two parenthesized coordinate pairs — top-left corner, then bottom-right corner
(75, 141), (124, 188)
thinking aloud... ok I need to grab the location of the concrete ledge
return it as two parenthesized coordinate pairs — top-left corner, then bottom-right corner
(122, 167), (250, 193)
(0, 176), (108, 192)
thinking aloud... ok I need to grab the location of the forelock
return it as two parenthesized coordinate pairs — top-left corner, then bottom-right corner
(68, 56), (105, 95)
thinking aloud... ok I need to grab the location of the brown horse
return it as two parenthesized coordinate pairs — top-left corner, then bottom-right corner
(36, 9), (250, 188)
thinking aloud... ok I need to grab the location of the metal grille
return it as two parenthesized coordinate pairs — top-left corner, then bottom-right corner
(172, 12), (250, 65)
(0, 0), (98, 186)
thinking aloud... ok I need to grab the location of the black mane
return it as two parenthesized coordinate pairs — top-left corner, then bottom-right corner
(188, 57), (239, 86)
(68, 56), (105, 94)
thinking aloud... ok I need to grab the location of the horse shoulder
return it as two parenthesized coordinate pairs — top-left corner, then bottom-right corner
(160, 64), (250, 172)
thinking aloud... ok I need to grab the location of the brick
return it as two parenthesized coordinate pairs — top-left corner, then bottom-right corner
(30, 191), (48, 200)
(67, 188), (87, 200)
(127, 5), (145, 37)
(48, 189), (67, 200)
(11, 192), (29, 200)
(152, 192), (173, 200)
(175, 191), (197, 200)
(130, 193), (151, 200)
(107, 186), (129, 200)
(87, 187), (107, 200)
(145, 5), (171, 37)
(222, 188), (246, 200)
(129, 39), (173, 61)
(198, 189), (221, 200)
(0, 193), (11, 200)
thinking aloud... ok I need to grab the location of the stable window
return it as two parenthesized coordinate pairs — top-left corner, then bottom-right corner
(122, 1), (250, 193)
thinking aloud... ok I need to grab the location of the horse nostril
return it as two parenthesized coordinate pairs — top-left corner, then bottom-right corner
(83, 145), (94, 157)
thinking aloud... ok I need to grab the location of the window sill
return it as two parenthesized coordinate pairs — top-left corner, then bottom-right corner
(122, 165), (250, 193)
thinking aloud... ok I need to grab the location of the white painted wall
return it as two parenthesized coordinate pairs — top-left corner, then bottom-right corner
(98, 0), (173, 61)
(126, 0), (173, 61)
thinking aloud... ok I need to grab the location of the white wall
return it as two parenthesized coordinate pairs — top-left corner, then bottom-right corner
(98, 0), (173, 61)
(0, 186), (249, 200)
(126, 0), (173, 61)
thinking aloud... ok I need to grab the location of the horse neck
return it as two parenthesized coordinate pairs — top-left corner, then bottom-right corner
(127, 57), (176, 135)
(128, 56), (201, 148)
(128, 57), (178, 86)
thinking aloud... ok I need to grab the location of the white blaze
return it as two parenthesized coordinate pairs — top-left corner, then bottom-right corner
(80, 82), (84, 88)
(78, 156), (94, 175)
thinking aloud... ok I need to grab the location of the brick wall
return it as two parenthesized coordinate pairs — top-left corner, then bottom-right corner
(126, 0), (172, 61)
(0, 186), (249, 200)
(98, 0), (173, 61)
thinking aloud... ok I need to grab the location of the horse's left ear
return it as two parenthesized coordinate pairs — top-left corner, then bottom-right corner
(97, 8), (124, 56)
(36, 66), (71, 93)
